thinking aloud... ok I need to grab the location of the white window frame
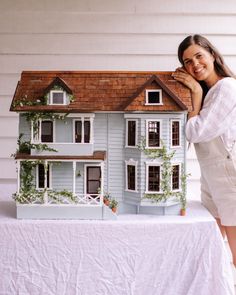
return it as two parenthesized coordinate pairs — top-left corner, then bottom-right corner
(171, 163), (181, 192)
(49, 90), (67, 105)
(84, 163), (103, 195)
(125, 159), (138, 192)
(125, 119), (138, 148)
(31, 119), (55, 143)
(73, 116), (94, 144)
(36, 163), (52, 190)
(145, 162), (162, 194)
(145, 119), (162, 149)
(170, 119), (181, 148)
(145, 89), (163, 105)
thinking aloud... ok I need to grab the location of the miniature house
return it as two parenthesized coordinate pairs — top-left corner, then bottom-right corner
(10, 71), (192, 219)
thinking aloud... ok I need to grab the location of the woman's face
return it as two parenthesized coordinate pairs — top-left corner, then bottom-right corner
(182, 44), (218, 87)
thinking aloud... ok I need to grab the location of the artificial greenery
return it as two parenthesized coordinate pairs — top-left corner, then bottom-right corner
(12, 133), (57, 157)
(138, 138), (188, 209)
(13, 160), (78, 205)
(12, 95), (47, 108)
(47, 189), (78, 204)
(109, 199), (118, 209)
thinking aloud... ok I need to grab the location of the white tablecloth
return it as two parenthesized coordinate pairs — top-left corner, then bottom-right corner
(0, 201), (234, 295)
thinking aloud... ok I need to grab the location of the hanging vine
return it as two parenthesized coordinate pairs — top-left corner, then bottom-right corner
(138, 137), (189, 209)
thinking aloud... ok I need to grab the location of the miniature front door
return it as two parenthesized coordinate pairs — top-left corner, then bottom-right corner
(86, 166), (101, 196)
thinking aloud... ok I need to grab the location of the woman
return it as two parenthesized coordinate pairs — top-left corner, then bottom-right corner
(172, 34), (236, 267)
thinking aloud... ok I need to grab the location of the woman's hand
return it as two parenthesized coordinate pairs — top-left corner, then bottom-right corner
(172, 67), (203, 119)
(172, 67), (202, 94)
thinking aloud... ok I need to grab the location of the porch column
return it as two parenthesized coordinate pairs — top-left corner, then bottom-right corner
(100, 162), (104, 204)
(17, 160), (20, 193)
(73, 161), (76, 196)
(44, 160), (48, 204)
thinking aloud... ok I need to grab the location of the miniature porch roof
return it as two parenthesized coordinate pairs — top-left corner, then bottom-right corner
(10, 71), (192, 112)
(15, 151), (106, 161)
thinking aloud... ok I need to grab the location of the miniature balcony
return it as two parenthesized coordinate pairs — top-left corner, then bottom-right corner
(31, 143), (94, 156)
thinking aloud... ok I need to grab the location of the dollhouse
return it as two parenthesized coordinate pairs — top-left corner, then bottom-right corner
(10, 71), (192, 219)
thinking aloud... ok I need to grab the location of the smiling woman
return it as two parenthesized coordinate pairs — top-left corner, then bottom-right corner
(172, 34), (236, 268)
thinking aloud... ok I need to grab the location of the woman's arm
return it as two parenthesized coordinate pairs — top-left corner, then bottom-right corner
(172, 68), (203, 119)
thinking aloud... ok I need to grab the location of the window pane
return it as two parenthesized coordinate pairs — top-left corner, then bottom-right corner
(127, 165), (136, 190)
(172, 165), (180, 190)
(75, 121), (82, 143)
(128, 121), (136, 146)
(87, 167), (101, 195)
(172, 121), (180, 146)
(38, 164), (50, 188)
(148, 121), (160, 147)
(52, 92), (64, 104)
(148, 91), (160, 104)
(41, 121), (53, 142)
(148, 166), (160, 191)
(84, 120), (90, 143)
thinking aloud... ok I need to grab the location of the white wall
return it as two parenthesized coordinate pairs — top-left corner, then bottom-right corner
(1, 0), (236, 200)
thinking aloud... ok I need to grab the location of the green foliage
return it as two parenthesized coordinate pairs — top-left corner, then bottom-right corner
(109, 199), (118, 209)
(47, 189), (78, 204)
(138, 137), (189, 209)
(11, 133), (57, 158)
(12, 95), (47, 108)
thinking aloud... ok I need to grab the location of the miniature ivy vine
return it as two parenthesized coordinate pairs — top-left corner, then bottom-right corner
(138, 138), (188, 209)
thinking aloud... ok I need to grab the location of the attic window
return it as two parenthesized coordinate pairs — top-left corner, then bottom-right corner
(145, 90), (162, 105)
(50, 90), (66, 105)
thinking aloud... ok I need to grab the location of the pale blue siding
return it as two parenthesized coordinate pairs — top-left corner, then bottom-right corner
(51, 162), (73, 191)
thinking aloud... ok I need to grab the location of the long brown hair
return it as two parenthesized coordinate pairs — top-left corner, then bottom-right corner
(178, 35), (234, 78)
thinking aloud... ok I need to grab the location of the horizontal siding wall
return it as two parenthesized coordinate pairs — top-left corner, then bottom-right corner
(1, 0), (236, 200)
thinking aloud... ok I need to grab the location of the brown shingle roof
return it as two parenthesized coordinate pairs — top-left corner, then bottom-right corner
(10, 71), (192, 112)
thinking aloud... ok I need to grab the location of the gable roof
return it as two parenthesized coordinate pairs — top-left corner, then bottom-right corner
(43, 77), (73, 96)
(122, 75), (187, 111)
(10, 71), (192, 112)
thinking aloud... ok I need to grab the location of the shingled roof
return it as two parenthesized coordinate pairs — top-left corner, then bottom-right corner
(10, 71), (192, 113)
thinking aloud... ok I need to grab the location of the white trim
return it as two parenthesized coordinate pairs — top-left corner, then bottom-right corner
(84, 164), (103, 195)
(17, 161), (20, 194)
(170, 119), (181, 149)
(171, 162), (181, 192)
(49, 90), (67, 105)
(125, 159), (138, 193)
(73, 117), (93, 144)
(67, 113), (95, 118)
(72, 161), (76, 195)
(145, 162), (162, 194)
(36, 162), (52, 190)
(145, 119), (162, 149)
(145, 89), (163, 105)
(125, 119), (138, 148)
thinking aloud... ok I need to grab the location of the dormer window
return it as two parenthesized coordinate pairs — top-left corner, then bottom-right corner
(49, 90), (66, 105)
(145, 90), (162, 105)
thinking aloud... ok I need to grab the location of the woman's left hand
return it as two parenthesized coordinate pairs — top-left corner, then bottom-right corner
(172, 67), (203, 118)
(172, 67), (202, 94)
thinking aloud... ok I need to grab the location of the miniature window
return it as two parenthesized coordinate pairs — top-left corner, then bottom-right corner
(172, 164), (180, 190)
(147, 121), (160, 147)
(37, 164), (50, 189)
(146, 90), (162, 105)
(86, 166), (101, 195)
(75, 120), (91, 143)
(50, 90), (66, 105)
(171, 120), (180, 147)
(127, 165), (136, 191)
(148, 165), (160, 192)
(127, 120), (136, 147)
(41, 120), (53, 143)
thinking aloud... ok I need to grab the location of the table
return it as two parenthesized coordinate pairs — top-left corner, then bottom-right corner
(0, 201), (234, 295)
